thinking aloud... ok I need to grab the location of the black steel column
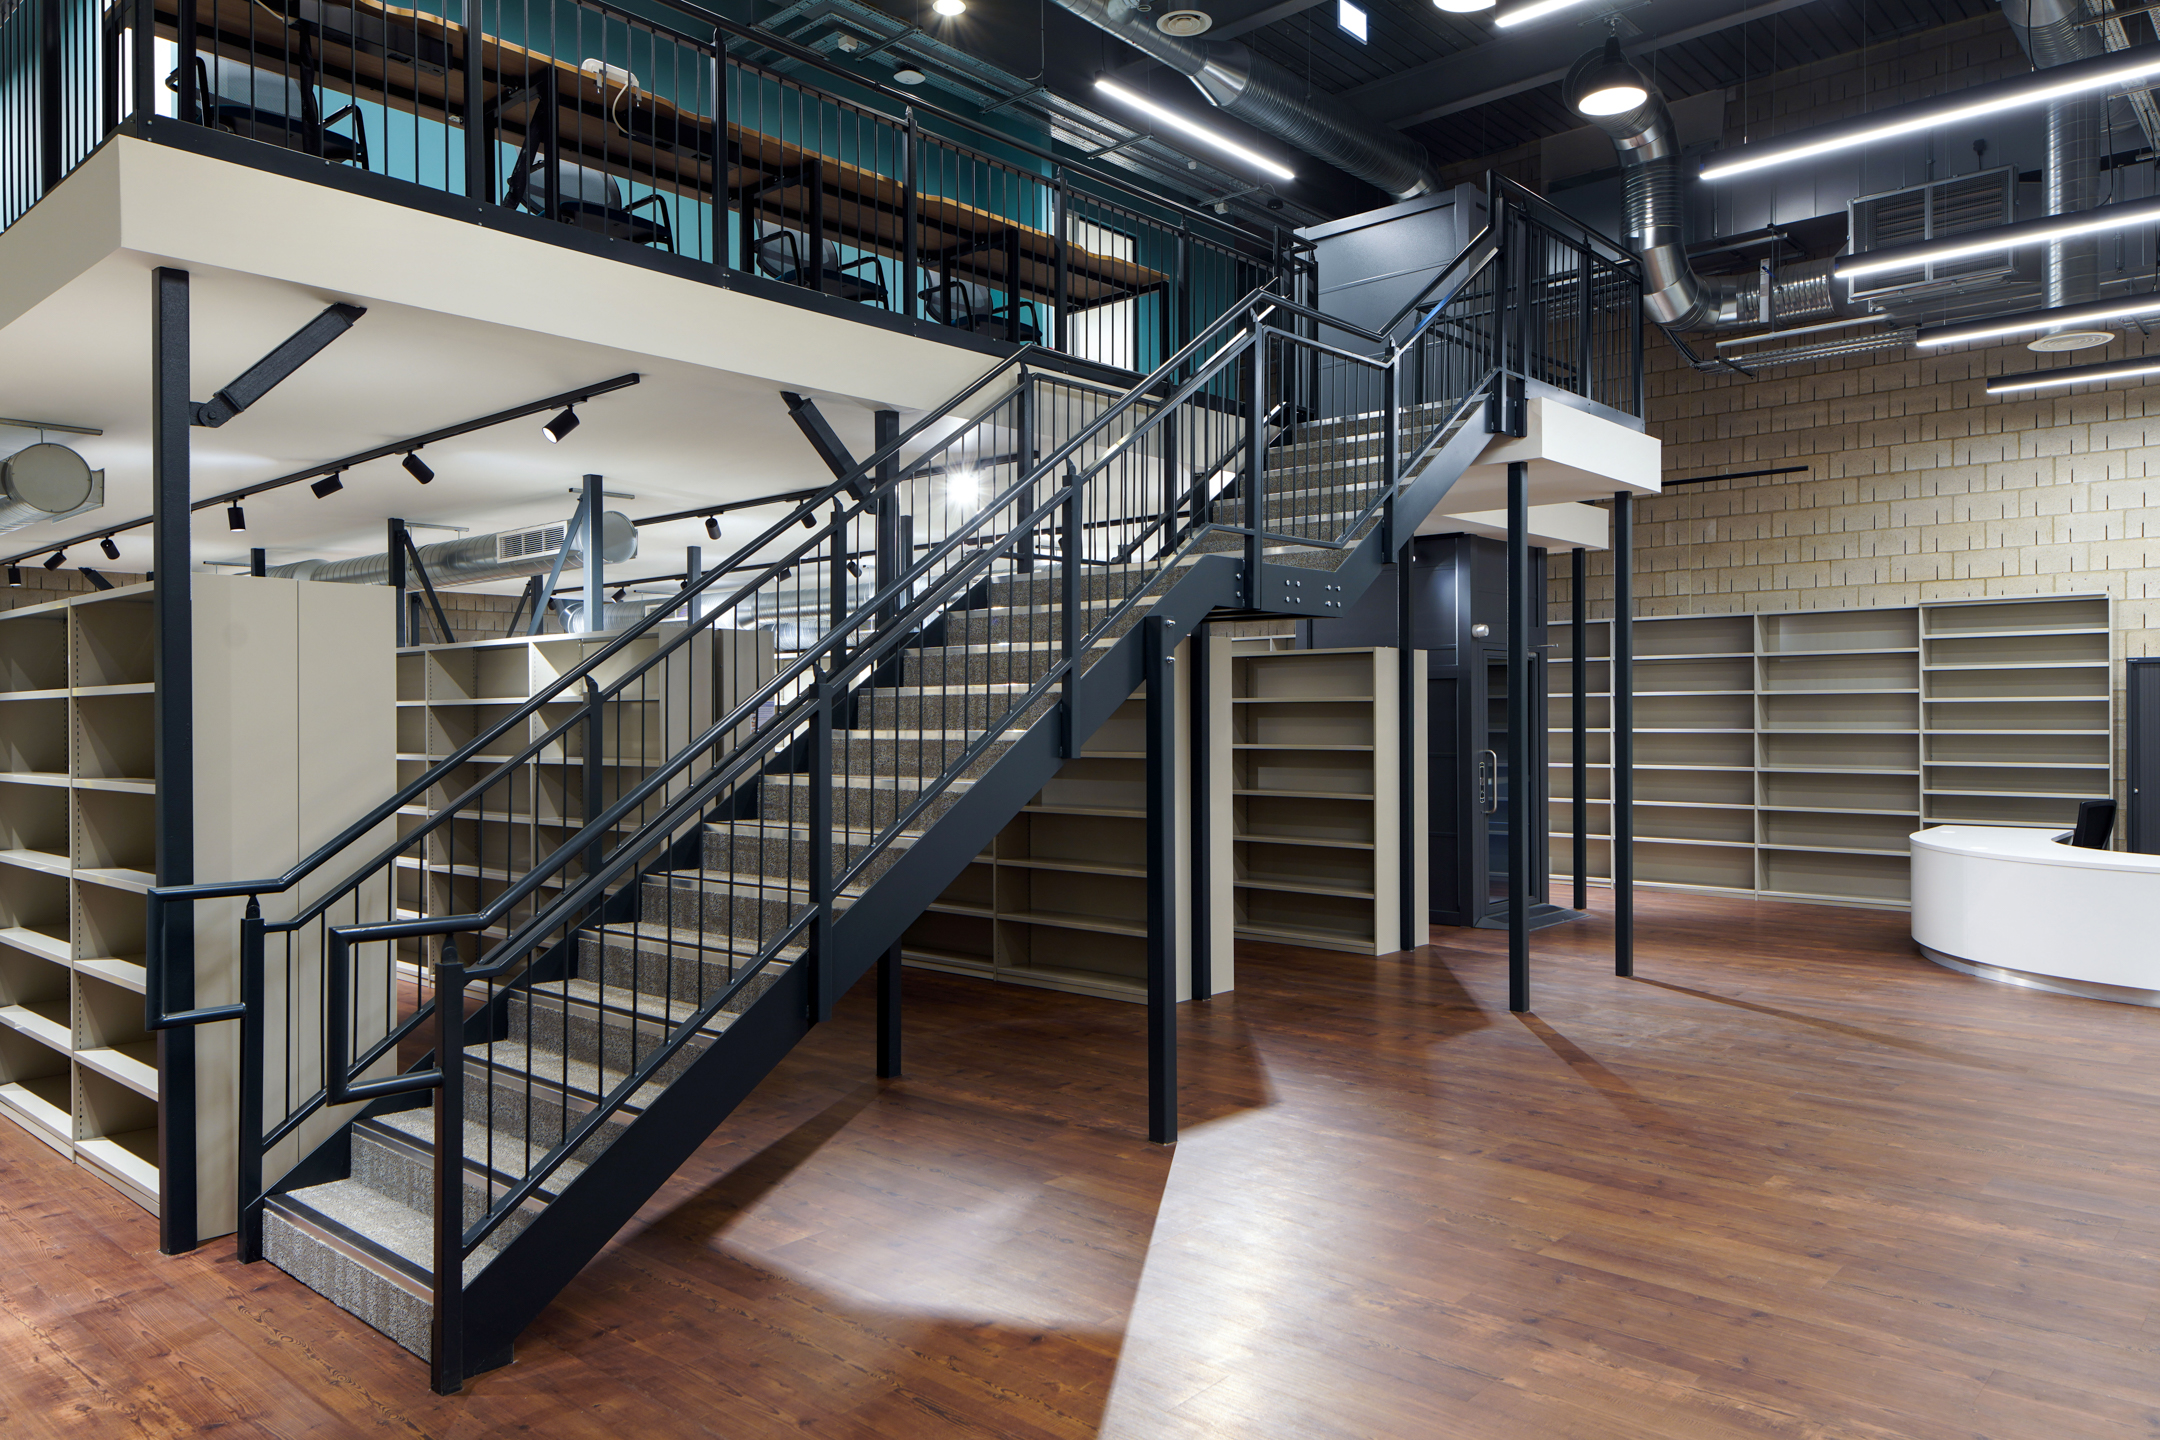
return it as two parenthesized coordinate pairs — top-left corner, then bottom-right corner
(685, 544), (702, 625)
(582, 474), (603, 632)
(1613, 493), (1635, 976)
(39, 0), (61, 192)
(1506, 461), (1530, 1014)
(1243, 333), (1266, 608)
(1144, 614), (1177, 1144)
(1572, 545), (1586, 913)
(877, 942), (902, 1078)
(151, 267), (197, 1254)
(902, 111), (919, 320)
(1188, 621), (1210, 999)
(462, 0), (487, 199)
(388, 518), (408, 647)
(874, 408), (901, 602)
(248, 547), (266, 578)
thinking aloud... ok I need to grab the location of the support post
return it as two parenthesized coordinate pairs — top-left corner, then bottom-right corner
(829, 503), (847, 637)
(1188, 621), (1210, 999)
(902, 111), (919, 320)
(582, 474), (603, 633)
(877, 942), (902, 1078)
(388, 518), (409, 647)
(685, 543), (702, 625)
(1572, 545), (1587, 913)
(1060, 470), (1080, 757)
(1143, 613), (1177, 1144)
(809, 678), (834, 1022)
(39, 0), (61, 193)
(235, 902), (264, 1261)
(1243, 332), (1266, 608)
(874, 409), (901, 606)
(1053, 174), (1071, 354)
(1506, 461), (1530, 1014)
(249, 547), (266, 578)
(462, 0), (487, 200)
(1398, 535), (1418, 950)
(1613, 493), (1634, 977)
(151, 266), (198, 1256)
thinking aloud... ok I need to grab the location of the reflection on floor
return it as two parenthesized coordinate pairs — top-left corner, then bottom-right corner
(7, 890), (2160, 1437)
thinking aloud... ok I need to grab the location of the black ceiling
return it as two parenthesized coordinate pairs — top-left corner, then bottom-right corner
(843, 0), (2010, 217)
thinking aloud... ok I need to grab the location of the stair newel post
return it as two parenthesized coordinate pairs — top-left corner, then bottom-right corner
(1243, 328), (1266, 608)
(430, 939), (467, 1396)
(1143, 613), (1177, 1145)
(1016, 377), (1035, 574)
(1059, 467), (1080, 758)
(809, 675), (835, 1022)
(237, 898), (265, 1263)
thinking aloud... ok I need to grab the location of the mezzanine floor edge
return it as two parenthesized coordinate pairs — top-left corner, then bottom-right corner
(5, 890), (2160, 1438)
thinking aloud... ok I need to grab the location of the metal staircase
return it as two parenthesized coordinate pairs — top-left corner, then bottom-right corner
(147, 176), (1644, 1393)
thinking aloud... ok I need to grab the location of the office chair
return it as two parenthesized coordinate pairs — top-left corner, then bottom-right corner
(753, 225), (890, 307)
(2071, 797), (2117, 849)
(510, 161), (677, 253)
(918, 278), (1041, 343)
(172, 54), (370, 169)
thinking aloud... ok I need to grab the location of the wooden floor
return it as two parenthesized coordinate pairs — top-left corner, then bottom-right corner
(7, 890), (2160, 1438)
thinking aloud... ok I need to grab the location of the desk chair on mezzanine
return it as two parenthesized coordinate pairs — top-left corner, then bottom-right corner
(507, 160), (678, 253)
(170, 53), (370, 169)
(919, 278), (1041, 343)
(752, 225), (892, 308)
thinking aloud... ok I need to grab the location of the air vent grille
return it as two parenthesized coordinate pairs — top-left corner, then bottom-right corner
(497, 524), (567, 562)
(1847, 168), (2018, 300)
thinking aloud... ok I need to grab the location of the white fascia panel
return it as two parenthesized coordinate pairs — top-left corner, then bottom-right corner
(1419, 500), (1609, 550)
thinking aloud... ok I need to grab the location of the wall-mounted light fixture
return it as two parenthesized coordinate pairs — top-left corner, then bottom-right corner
(1094, 77), (1296, 181)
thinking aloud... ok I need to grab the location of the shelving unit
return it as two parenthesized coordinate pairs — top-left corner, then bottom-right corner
(393, 627), (774, 942)
(1551, 595), (2111, 910)
(0, 577), (392, 1229)
(900, 635), (1230, 1003)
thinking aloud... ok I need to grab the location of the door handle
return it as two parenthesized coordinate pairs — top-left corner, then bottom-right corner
(1477, 749), (1499, 813)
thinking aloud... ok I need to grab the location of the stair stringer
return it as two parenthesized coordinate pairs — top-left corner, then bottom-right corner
(453, 958), (813, 1376)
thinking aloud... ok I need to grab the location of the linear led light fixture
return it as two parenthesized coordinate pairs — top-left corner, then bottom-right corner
(1094, 78), (1295, 181)
(1495, 0), (1595, 27)
(1703, 43), (2160, 180)
(1986, 354), (2160, 393)
(1918, 293), (2160, 347)
(1834, 195), (2160, 281)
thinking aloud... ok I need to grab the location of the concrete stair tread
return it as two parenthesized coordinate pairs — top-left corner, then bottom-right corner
(273, 1178), (504, 1284)
(472, 1039), (679, 1113)
(588, 920), (807, 960)
(524, 976), (747, 1033)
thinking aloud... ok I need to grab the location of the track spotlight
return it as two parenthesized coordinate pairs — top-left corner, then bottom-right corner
(705, 514), (722, 540)
(778, 566), (792, 580)
(403, 452), (434, 483)
(43, 550), (65, 570)
(228, 503), (247, 532)
(611, 587), (627, 603)
(802, 512), (817, 529)
(100, 536), (120, 561)
(6, 566), (20, 587)
(311, 473), (344, 499)
(542, 406), (581, 443)
(846, 559), (861, 577)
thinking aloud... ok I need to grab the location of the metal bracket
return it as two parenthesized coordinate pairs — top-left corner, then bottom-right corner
(192, 303), (366, 428)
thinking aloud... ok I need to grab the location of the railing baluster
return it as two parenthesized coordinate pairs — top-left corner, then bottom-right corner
(430, 942), (466, 1395)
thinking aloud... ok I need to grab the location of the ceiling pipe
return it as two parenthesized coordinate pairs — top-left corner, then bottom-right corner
(2000, 0), (2112, 349)
(1049, 0), (1441, 199)
(1565, 47), (1856, 333)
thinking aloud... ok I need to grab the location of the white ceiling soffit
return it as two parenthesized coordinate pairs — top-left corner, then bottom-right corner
(0, 139), (1010, 587)
(1419, 501), (1610, 551)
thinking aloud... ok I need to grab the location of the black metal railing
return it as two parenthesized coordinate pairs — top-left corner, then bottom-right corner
(3, 0), (1279, 371)
(146, 175), (1641, 1393)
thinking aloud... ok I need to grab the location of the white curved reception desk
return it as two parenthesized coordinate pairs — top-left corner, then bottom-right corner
(1912, 826), (2160, 1004)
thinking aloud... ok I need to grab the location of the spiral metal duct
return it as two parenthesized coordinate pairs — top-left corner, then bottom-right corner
(1050, 0), (1440, 199)
(1566, 53), (1858, 334)
(0, 443), (104, 537)
(2000, 0), (2104, 315)
(267, 511), (638, 585)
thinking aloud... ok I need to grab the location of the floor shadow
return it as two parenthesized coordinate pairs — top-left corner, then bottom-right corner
(638, 1084), (882, 1245)
(1518, 1013), (1690, 1135)
(1633, 977), (2023, 1072)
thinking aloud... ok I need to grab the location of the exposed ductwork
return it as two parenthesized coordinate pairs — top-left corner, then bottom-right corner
(1049, 0), (1441, 200)
(2000, 0), (2109, 344)
(1566, 49), (1856, 334)
(267, 511), (639, 586)
(0, 443), (104, 537)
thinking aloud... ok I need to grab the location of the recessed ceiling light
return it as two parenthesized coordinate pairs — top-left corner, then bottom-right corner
(893, 66), (926, 85)
(1337, 0), (1368, 42)
(1433, 0), (1496, 11)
